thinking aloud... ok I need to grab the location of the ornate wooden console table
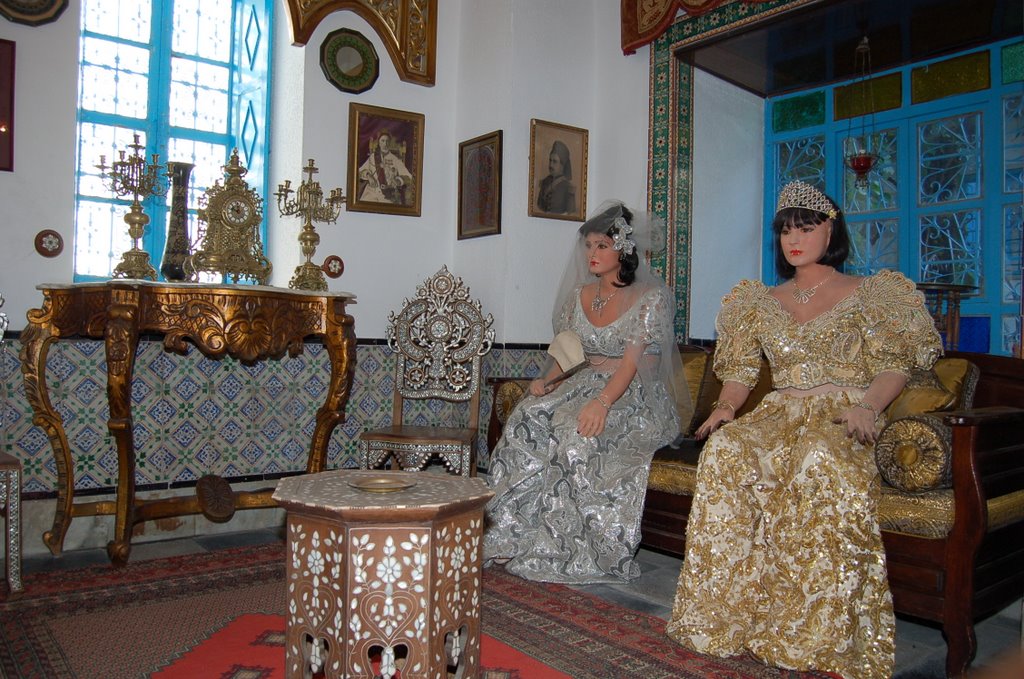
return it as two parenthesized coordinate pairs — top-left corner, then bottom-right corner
(19, 281), (357, 565)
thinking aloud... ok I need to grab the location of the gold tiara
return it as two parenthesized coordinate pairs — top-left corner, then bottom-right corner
(776, 180), (837, 219)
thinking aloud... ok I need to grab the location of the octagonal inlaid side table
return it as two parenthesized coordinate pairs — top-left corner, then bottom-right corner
(0, 451), (22, 595)
(273, 470), (493, 679)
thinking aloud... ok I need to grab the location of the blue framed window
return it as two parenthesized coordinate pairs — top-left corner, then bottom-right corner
(765, 39), (1024, 355)
(73, 0), (272, 281)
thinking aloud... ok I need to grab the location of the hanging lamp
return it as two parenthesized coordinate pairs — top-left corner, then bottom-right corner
(843, 36), (878, 188)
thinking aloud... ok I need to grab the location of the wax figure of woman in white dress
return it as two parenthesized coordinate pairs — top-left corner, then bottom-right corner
(665, 181), (943, 678)
(484, 201), (684, 584)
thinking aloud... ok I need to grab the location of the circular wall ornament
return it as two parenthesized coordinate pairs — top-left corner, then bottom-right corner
(322, 255), (344, 279)
(34, 229), (63, 257)
(0, 0), (68, 26)
(320, 28), (379, 94)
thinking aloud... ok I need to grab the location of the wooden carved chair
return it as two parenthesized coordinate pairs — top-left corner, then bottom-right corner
(359, 266), (494, 477)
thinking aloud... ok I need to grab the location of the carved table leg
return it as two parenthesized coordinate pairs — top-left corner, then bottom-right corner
(19, 306), (75, 556)
(105, 298), (141, 565)
(306, 302), (356, 473)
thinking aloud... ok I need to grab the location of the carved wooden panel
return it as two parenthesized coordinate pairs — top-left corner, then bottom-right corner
(285, 0), (436, 86)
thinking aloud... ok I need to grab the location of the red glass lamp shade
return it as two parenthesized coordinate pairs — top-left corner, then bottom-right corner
(844, 150), (878, 187)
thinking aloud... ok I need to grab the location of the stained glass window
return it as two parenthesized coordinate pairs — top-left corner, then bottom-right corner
(1005, 204), (1022, 304)
(843, 128), (898, 214)
(919, 210), (982, 289)
(918, 112), (983, 205)
(74, 0), (272, 280)
(763, 40), (1023, 353)
(846, 219), (899, 275)
(1004, 95), (1024, 194)
(776, 135), (826, 194)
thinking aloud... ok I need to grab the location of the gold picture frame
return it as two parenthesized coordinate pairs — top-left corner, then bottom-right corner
(528, 118), (587, 221)
(457, 130), (502, 239)
(347, 103), (425, 216)
(0, 40), (13, 172)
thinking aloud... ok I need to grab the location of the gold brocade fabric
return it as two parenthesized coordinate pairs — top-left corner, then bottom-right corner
(712, 270), (941, 390)
(667, 271), (942, 678)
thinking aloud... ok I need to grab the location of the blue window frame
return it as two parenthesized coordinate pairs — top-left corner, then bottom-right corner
(765, 39), (1024, 355)
(73, 0), (273, 282)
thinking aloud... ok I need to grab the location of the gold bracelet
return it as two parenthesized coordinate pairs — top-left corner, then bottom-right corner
(711, 399), (735, 414)
(854, 401), (879, 418)
(595, 394), (611, 410)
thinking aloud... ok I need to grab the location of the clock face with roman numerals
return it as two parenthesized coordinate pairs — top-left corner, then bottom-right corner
(223, 196), (255, 227)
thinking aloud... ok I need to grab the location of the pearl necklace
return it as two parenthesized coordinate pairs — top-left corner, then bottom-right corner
(591, 287), (619, 314)
(791, 268), (835, 304)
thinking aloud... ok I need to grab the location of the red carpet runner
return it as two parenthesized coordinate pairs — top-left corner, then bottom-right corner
(151, 613), (571, 679)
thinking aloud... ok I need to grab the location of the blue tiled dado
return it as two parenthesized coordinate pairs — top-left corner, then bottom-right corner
(0, 338), (548, 494)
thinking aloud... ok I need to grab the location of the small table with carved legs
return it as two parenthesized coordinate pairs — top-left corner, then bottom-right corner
(20, 281), (357, 565)
(273, 470), (493, 679)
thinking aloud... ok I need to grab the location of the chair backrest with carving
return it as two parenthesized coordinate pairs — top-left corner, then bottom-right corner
(385, 266), (495, 428)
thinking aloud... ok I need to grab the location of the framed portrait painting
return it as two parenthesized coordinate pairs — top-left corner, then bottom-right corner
(347, 103), (425, 216)
(528, 118), (587, 221)
(0, 40), (13, 172)
(457, 130), (502, 239)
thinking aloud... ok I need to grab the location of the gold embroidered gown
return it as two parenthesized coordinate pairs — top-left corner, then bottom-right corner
(666, 270), (942, 679)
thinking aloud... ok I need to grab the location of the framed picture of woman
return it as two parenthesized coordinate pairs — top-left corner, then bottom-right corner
(528, 118), (588, 221)
(347, 103), (425, 216)
(457, 130), (502, 239)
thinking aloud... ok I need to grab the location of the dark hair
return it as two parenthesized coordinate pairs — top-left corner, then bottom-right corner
(579, 204), (638, 286)
(549, 141), (573, 180)
(772, 203), (849, 280)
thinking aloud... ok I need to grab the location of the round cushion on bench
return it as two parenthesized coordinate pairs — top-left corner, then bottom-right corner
(875, 414), (952, 492)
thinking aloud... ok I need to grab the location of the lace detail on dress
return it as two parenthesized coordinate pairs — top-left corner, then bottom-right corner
(713, 271), (942, 390)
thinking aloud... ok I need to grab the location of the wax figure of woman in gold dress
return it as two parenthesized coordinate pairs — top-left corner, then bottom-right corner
(484, 201), (684, 584)
(666, 181), (943, 678)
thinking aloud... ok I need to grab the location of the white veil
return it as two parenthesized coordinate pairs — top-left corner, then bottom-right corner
(550, 200), (689, 430)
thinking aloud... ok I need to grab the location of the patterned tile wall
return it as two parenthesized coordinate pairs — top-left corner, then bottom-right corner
(0, 338), (548, 493)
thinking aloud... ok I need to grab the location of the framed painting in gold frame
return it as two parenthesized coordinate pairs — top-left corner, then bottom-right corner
(457, 130), (502, 239)
(528, 118), (587, 221)
(347, 103), (425, 216)
(0, 39), (13, 172)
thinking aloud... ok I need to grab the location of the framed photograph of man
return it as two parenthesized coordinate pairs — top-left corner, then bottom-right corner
(347, 103), (425, 216)
(457, 130), (502, 239)
(528, 118), (587, 221)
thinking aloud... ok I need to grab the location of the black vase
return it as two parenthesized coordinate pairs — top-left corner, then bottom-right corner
(161, 161), (195, 281)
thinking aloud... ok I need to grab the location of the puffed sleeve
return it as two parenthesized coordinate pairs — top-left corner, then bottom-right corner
(859, 270), (942, 376)
(712, 280), (766, 388)
(622, 286), (674, 350)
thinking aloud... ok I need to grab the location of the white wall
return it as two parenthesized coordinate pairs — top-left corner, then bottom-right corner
(450, 0), (652, 344)
(0, 2), (747, 342)
(0, 1), (80, 325)
(690, 68), (764, 339)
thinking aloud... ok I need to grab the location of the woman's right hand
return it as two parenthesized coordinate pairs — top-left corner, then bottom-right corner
(694, 408), (733, 440)
(529, 378), (551, 397)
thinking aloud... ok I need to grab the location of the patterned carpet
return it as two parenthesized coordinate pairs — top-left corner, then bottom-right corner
(0, 542), (825, 678)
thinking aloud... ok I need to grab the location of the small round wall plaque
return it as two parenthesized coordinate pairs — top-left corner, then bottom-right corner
(320, 28), (379, 94)
(0, 0), (68, 26)
(34, 229), (64, 257)
(322, 255), (344, 278)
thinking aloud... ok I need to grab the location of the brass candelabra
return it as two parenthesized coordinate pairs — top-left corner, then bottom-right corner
(275, 158), (345, 291)
(96, 134), (167, 280)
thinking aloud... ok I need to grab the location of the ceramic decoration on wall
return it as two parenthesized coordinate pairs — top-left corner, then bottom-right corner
(320, 28), (379, 94)
(0, 0), (68, 26)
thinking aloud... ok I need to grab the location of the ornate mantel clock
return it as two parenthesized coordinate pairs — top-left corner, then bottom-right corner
(184, 149), (272, 284)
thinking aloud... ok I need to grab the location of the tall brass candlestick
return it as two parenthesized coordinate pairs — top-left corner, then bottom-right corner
(96, 134), (167, 280)
(275, 158), (345, 291)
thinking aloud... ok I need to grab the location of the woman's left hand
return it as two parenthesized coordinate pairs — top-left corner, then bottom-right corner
(834, 406), (879, 446)
(577, 399), (608, 438)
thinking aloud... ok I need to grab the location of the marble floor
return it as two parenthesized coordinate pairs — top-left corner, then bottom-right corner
(20, 527), (1024, 678)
